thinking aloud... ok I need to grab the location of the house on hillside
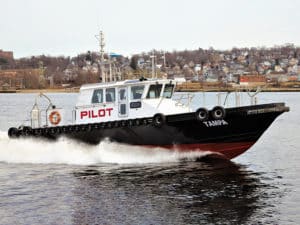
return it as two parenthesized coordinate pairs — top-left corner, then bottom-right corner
(239, 75), (266, 86)
(0, 49), (14, 60)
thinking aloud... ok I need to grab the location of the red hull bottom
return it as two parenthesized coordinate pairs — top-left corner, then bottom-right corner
(144, 142), (256, 159)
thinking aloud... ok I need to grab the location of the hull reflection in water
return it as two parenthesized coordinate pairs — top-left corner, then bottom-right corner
(72, 160), (277, 225)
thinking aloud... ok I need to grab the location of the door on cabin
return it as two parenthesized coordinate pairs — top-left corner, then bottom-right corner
(118, 87), (128, 117)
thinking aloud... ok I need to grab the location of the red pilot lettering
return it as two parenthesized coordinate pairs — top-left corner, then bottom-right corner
(98, 109), (105, 117)
(106, 108), (113, 116)
(80, 108), (113, 119)
(92, 110), (97, 118)
(80, 111), (88, 119)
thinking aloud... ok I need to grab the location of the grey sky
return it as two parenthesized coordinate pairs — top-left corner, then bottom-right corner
(1, 0), (299, 58)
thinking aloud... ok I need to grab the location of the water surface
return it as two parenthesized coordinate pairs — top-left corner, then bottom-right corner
(0, 92), (299, 224)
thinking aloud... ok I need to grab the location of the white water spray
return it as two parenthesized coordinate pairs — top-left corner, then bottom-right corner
(0, 131), (211, 165)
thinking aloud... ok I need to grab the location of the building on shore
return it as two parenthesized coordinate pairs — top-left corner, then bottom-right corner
(0, 49), (14, 60)
(239, 75), (266, 86)
(0, 69), (41, 90)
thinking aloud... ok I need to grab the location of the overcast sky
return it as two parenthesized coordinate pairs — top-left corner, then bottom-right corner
(1, 0), (299, 58)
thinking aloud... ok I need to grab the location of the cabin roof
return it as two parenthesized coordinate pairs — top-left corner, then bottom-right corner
(80, 78), (175, 91)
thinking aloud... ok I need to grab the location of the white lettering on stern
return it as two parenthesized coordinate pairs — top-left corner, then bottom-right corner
(203, 120), (229, 127)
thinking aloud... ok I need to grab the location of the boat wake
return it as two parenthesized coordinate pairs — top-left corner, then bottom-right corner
(0, 131), (213, 165)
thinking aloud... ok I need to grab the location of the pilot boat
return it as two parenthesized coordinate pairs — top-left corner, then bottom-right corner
(8, 78), (289, 159)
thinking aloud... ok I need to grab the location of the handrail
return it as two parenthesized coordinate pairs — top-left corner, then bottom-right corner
(246, 86), (263, 105)
(31, 93), (55, 128)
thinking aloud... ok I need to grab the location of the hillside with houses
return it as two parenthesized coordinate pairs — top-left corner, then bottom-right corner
(0, 44), (300, 91)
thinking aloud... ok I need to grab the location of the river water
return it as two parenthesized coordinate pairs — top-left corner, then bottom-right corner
(0, 92), (299, 225)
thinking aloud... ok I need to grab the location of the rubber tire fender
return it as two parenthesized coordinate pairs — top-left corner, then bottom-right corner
(22, 126), (32, 136)
(152, 113), (166, 128)
(8, 127), (19, 138)
(34, 128), (42, 136)
(135, 119), (141, 126)
(211, 106), (226, 120)
(195, 108), (209, 121)
(50, 127), (58, 134)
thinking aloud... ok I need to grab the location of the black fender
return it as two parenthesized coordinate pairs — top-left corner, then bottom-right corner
(195, 108), (209, 121)
(50, 127), (58, 134)
(142, 118), (149, 125)
(128, 120), (134, 127)
(134, 119), (141, 126)
(211, 106), (226, 120)
(20, 126), (32, 136)
(152, 113), (166, 128)
(119, 120), (127, 127)
(34, 128), (42, 136)
(8, 127), (19, 138)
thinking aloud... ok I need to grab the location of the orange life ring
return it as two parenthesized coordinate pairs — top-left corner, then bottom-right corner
(49, 111), (61, 126)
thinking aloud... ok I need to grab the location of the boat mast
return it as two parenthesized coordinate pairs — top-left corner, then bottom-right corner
(95, 31), (106, 82)
(109, 54), (112, 82)
(100, 31), (106, 82)
(150, 50), (157, 78)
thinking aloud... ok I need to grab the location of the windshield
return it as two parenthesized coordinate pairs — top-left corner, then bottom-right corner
(163, 84), (174, 98)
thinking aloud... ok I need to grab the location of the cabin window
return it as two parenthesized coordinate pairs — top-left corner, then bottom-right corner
(146, 84), (162, 99)
(119, 89), (126, 101)
(91, 89), (103, 104)
(106, 88), (115, 103)
(130, 85), (144, 100)
(163, 84), (174, 98)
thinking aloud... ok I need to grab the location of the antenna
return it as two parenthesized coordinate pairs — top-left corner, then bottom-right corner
(150, 50), (157, 78)
(95, 31), (106, 82)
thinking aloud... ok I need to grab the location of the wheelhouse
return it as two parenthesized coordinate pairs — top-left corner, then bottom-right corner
(74, 79), (188, 124)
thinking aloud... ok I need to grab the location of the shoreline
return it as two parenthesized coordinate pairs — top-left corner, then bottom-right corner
(0, 88), (79, 93)
(175, 87), (300, 92)
(1, 86), (300, 93)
